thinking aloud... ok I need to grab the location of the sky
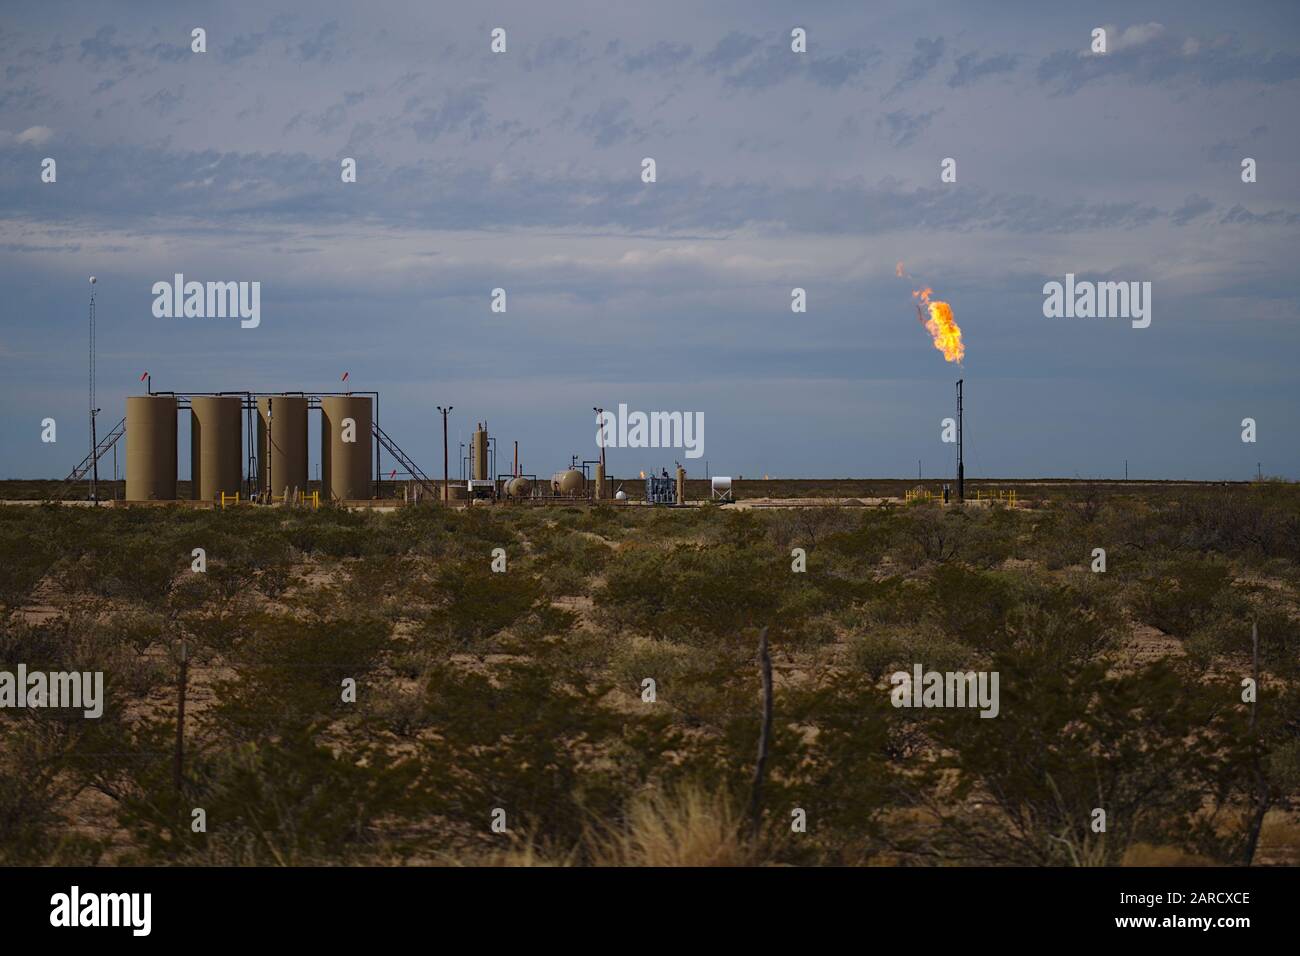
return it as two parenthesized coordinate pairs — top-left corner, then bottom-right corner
(2, 0), (1298, 481)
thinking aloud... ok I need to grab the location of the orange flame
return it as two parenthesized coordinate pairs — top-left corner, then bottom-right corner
(913, 287), (964, 364)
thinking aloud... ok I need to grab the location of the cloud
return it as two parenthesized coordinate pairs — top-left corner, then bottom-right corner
(621, 41), (693, 72)
(295, 21), (341, 63)
(78, 26), (129, 65)
(1106, 22), (1167, 52)
(879, 109), (937, 147)
(1171, 194), (1214, 225)
(406, 87), (490, 143)
(141, 85), (185, 118)
(221, 32), (268, 62)
(1038, 26), (1300, 95)
(578, 98), (639, 147)
(948, 51), (1019, 87)
(700, 32), (762, 72)
(1218, 203), (1300, 226)
(522, 34), (594, 71)
(889, 36), (944, 96)
(11, 125), (54, 145)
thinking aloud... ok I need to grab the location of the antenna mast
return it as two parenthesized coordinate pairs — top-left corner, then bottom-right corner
(88, 276), (99, 504)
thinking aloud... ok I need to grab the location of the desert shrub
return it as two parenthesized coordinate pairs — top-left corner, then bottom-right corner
(960, 506), (1021, 566)
(0, 731), (104, 864)
(608, 636), (739, 717)
(530, 533), (611, 597)
(213, 611), (392, 736)
(924, 563), (1019, 651)
(768, 670), (903, 863)
(595, 543), (786, 641)
(419, 639), (652, 851)
(118, 727), (419, 865)
(421, 563), (543, 651)
(1005, 573), (1128, 664)
(895, 507), (970, 566)
(820, 508), (898, 566)
(1174, 485), (1300, 561)
(61, 536), (185, 604)
(849, 625), (976, 680)
(765, 507), (860, 552)
(1021, 505), (1087, 570)
(1183, 603), (1300, 680)
(1129, 559), (1239, 639)
(344, 555), (426, 611)
(0, 510), (58, 608)
(911, 652), (1253, 865)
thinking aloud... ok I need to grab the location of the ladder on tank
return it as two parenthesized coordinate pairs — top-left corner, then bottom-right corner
(52, 416), (126, 500)
(371, 420), (439, 500)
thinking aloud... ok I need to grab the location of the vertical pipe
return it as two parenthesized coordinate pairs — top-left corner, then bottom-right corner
(956, 379), (964, 503)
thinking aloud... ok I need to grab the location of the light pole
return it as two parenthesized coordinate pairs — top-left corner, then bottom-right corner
(88, 276), (98, 504)
(593, 406), (606, 500)
(437, 406), (453, 504)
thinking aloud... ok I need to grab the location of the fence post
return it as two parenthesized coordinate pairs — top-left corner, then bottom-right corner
(747, 625), (774, 841)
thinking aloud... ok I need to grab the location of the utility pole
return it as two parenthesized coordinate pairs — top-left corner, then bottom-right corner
(437, 406), (453, 504)
(266, 397), (272, 504)
(88, 276), (99, 504)
(956, 379), (964, 503)
(1124, 459), (1128, 481)
(593, 406), (606, 500)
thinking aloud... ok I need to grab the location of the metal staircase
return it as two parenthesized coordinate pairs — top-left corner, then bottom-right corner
(371, 420), (439, 499)
(52, 416), (126, 500)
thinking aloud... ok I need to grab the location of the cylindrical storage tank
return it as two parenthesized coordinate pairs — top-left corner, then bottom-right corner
(506, 476), (533, 498)
(320, 396), (373, 501)
(471, 426), (489, 481)
(256, 396), (308, 496)
(190, 396), (243, 502)
(711, 476), (733, 498)
(550, 469), (585, 495)
(594, 462), (605, 499)
(676, 466), (686, 505)
(126, 395), (178, 500)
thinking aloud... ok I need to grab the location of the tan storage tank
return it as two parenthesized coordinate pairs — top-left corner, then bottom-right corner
(550, 469), (585, 495)
(506, 476), (533, 498)
(190, 396), (243, 502)
(257, 395), (308, 496)
(126, 395), (178, 500)
(471, 425), (489, 481)
(321, 395), (372, 501)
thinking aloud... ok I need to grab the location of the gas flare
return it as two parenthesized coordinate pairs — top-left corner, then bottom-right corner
(917, 297), (964, 364)
(906, 279), (964, 365)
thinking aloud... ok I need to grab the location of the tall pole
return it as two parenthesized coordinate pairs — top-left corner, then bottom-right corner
(437, 406), (452, 504)
(88, 276), (99, 504)
(593, 406), (605, 500)
(956, 379), (964, 503)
